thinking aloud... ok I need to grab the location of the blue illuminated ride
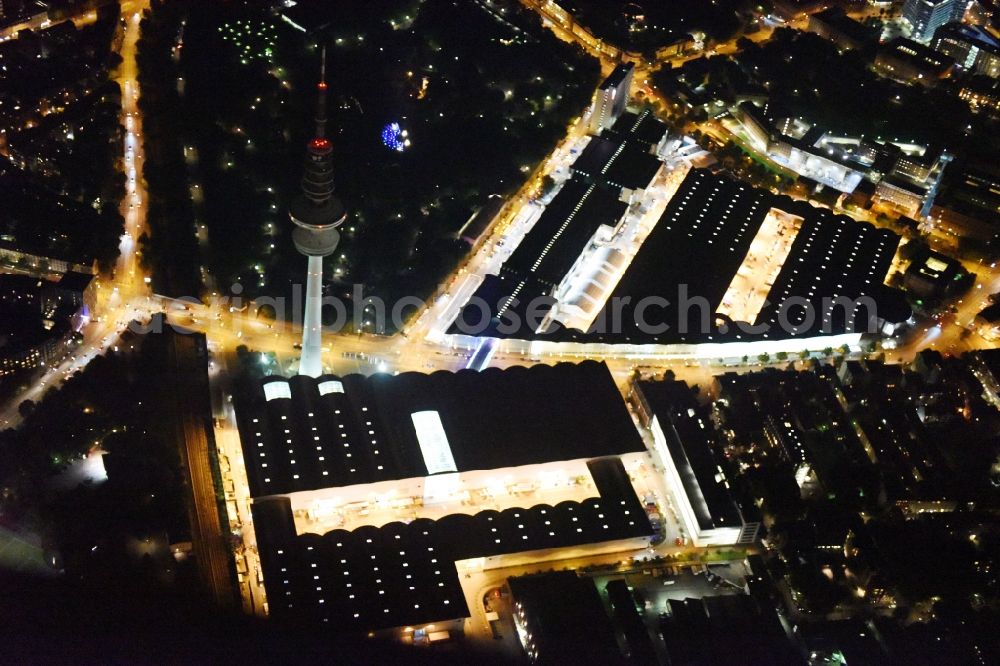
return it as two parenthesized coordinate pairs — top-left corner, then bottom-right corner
(381, 122), (410, 152)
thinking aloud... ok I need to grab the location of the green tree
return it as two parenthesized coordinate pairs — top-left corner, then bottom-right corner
(18, 400), (36, 419)
(540, 174), (557, 197)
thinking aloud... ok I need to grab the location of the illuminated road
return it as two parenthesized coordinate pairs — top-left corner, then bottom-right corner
(113, 4), (152, 305)
(0, 1), (151, 430)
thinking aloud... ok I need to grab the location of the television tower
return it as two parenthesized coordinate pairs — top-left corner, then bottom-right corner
(290, 47), (346, 377)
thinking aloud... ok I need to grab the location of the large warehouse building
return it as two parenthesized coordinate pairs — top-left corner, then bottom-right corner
(449, 169), (909, 353)
(235, 361), (657, 633)
(459, 178), (628, 338)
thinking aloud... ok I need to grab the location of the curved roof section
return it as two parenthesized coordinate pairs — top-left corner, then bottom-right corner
(252, 459), (653, 631)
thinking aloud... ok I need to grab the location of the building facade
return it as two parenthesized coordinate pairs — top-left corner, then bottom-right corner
(873, 176), (927, 217)
(587, 63), (634, 135)
(874, 38), (955, 86)
(959, 78), (1000, 114)
(903, 0), (969, 43)
(932, 23), (1000, 78)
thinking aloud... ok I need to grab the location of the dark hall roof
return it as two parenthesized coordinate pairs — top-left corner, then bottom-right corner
(606, 109), (668, 149)
(600, 62), (634, 91)
(592, 169), (771, 343)
(755, 211), (902, 337)
(253, 458), (654, 632)
(451, 273), (555, 338)
(235, 361), (645, 497)
(502, 177), (628, 286)
(449, 178), (626, 337)
(572, 135), (662, 192)
(508, 572), (621, 662)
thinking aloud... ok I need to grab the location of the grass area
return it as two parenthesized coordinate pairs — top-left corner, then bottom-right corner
(0, 526), (51, 576)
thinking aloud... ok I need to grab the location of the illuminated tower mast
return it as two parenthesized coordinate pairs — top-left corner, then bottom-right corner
(290, 47), (346, 377)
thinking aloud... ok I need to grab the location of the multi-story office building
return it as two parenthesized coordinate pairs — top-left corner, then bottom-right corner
(931, 166), (1000, 242)
(874, 37), (955, 86)
(903, 0), (969, 43)
(933, 22), (1000, 77)
(959, 76), (1000, 114)
(807, 8), (879, 51)
(874, 175), (928, 217)
(892, 149), (942, 182)
(587, 63), (634, 135)
(732, 101), (773, 151)
(507, 573), (621, 663)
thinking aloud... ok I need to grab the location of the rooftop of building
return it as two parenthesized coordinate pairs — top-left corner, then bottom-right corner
(0, 273), (45, 299)
(798, 619), (887, 664)
(235, 360), (646, 498)
(736, 100), (772, 130)
(571, 134), (663, 192)
(972, 347), (1000, 376)
(456, 195), (505, 245)
(605, 109), (668, 148)
(879, 173), (930, 194)
(933, 21), (1000, 51)
(755, 210), (905, 337)
(878, 37), (956, 74)
(452, 169), (905, 344)
(507, 571), (621, 662)
(501, 177), (628, 287)
(904, 249), (966, 284)
(54, 271), (94, 293)
(0, 303), (70, 355)
(907, 0), (960, 8)
(660, 594), (801, 665)
(635, 380), (744, 532)
(961, 74), (1000, 95)
(605, 579), (657, 661)
(714, 366), (874, 484)
(810, 7), (879, 46)
(834, 361), (954, 501)
(599, 62), (634, 91)
(945, 163), (1000, 196)
(252, 458), (653, 631)
(454, 272), (555, 338)
(934, 163), (1000, 223)
(449, 178), (627, 337)
(588, 169), (772, 344)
